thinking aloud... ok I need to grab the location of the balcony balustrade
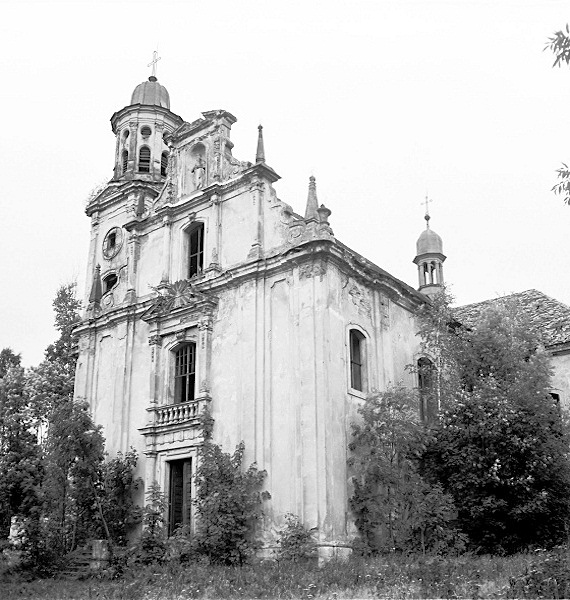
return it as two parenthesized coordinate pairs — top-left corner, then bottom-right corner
(152, 399), (202, 427)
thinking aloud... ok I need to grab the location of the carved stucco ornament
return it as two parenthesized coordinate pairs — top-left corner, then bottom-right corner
(141, 279), (217, 322)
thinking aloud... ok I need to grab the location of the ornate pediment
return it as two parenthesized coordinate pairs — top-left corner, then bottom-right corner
(141, 280), (217, 322)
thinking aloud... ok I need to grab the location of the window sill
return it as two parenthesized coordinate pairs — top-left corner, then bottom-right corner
(348, 388), (367, 400)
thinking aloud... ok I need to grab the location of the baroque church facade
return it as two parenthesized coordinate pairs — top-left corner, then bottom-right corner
(73, 74), (447, 556)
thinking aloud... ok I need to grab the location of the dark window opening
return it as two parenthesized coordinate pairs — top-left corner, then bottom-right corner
(350, 329), (366, 392)
(168, 458), (192, 536)
(138, 146), (151, 173)
(188, 224), (204, 278)
(141, 125), (152, 137)
(161, 151), (168, 177)
(121, 150), (128, 174)
(418, 357), (437, 423)
(103, 273), (118, 293)
(174, 344), (196, 404)
(108, 232), (116, 250)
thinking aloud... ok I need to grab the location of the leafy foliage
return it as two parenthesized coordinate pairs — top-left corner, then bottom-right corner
(193, 409), (269, 565)
(546, 26), (570, 205)
(0, 365), (42, 539)
(41, 399), (105, 553)
(98, 449), (142, 546)
(422, 294), (570, 553)
(134, 482), (168, 564)
(275, 513), (316, 562)
(546, 25), (570, 67)
(348, 385), (465, 555)
(0, 348), (21, 379)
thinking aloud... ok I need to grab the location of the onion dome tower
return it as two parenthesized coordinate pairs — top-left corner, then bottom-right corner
(413, 209), (446, 297)
(110, 59), (183, 183)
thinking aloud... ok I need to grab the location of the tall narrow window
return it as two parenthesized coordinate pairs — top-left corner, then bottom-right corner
(161, 151), (169, 177)
(188, 224), (204, 278)
(349, 329), (366, 392)
(122, 150), (128, 174)
(174, 344), (196, 404)
(168, 458), (192, 535)
(418, 357), (437, 423)
(138, 146), (151, 173)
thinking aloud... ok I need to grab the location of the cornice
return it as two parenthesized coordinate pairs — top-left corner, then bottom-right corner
(86, 180), (163, 217)
(75, 236), (425, 337)
(110, 104), (184, 133)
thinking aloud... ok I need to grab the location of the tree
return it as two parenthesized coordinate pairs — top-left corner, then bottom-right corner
(192, 410), (269, 564)
(27, 283), (81, 421)
(348, 385), (465, 555)
(41, 400), (105, 553)
(546, 26), (570, 204)
(422, 296), (570, 553)
(0, 364), (42, 539)
(0, 348), (21, 379)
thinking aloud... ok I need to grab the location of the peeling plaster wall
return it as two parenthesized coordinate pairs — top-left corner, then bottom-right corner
(552, 353), (570, 410)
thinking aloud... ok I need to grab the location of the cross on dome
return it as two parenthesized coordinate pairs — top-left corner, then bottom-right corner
(148, 50), (161, 79)
(421, 195), (433, 227)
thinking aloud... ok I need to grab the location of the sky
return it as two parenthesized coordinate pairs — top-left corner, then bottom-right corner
(0, 0), (569, 366)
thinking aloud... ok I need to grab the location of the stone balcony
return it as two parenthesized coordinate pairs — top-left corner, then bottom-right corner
(155, 399), (202, 426)
(140, 398), (208, 443)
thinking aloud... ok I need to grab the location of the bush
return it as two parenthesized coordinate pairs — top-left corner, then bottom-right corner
(275, 513), (316, 562)
(193, 412), (270, 564)
(508, 546), (570, 599)
(349, 385), (465, 555)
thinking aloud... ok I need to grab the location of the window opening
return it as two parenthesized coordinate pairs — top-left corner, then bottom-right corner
(188, 224), (204, 278)
(103, 273), (118, 293)
(122, 150), (128, 174)
(168, 458), (192, 535)
(418, 357), (437, 423)
(161, 151), (168, 177)
(174, 344), (196, 404)
(138, 146), (151, 173)
(141, 125), (152, 138)
(349, 329), (366, 392)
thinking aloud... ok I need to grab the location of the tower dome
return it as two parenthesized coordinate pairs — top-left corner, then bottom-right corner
(413, 213), (446, 297)
(130, 76), (170, 109)
(416, 219), (443, 255)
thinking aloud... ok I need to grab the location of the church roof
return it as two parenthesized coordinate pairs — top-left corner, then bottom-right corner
(130, 76), (170, 108)
(416, 227), (443, 256)
(454, 289), (570, 349)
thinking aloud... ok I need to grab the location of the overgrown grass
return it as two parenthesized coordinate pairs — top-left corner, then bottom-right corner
(1, 552), (536, 599)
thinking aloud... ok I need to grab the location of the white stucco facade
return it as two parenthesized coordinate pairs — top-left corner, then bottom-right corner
(74, 76), (426, 554)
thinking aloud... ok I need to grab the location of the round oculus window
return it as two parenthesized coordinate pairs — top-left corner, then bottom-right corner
(102, 227), (123, 260)
(141, 125), (152, 137)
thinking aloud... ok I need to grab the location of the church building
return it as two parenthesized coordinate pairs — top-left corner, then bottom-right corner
(73, 73), (446, 556)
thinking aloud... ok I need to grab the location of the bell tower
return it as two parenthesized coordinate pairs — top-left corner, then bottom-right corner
(413, 203), (446, 297)
(110, 61), (183, 182)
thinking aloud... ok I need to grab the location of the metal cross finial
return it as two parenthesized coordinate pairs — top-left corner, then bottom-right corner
(148, 50), (161, 78)
(421, 195), (433, 216)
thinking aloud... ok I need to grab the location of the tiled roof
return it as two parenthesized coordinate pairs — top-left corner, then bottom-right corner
(454, 290), (570, 349)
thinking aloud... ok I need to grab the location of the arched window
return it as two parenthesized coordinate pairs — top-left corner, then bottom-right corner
(418, 357), (437, 423)
(161, 151), (169, 177)
(103, 273), (118, 293)
(121, 150), (128, 174)
(174, 344), (196, 404)
(349, 329), (366, 392)
(188, 224), (204, 278)
(138, 146), (151, 173)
